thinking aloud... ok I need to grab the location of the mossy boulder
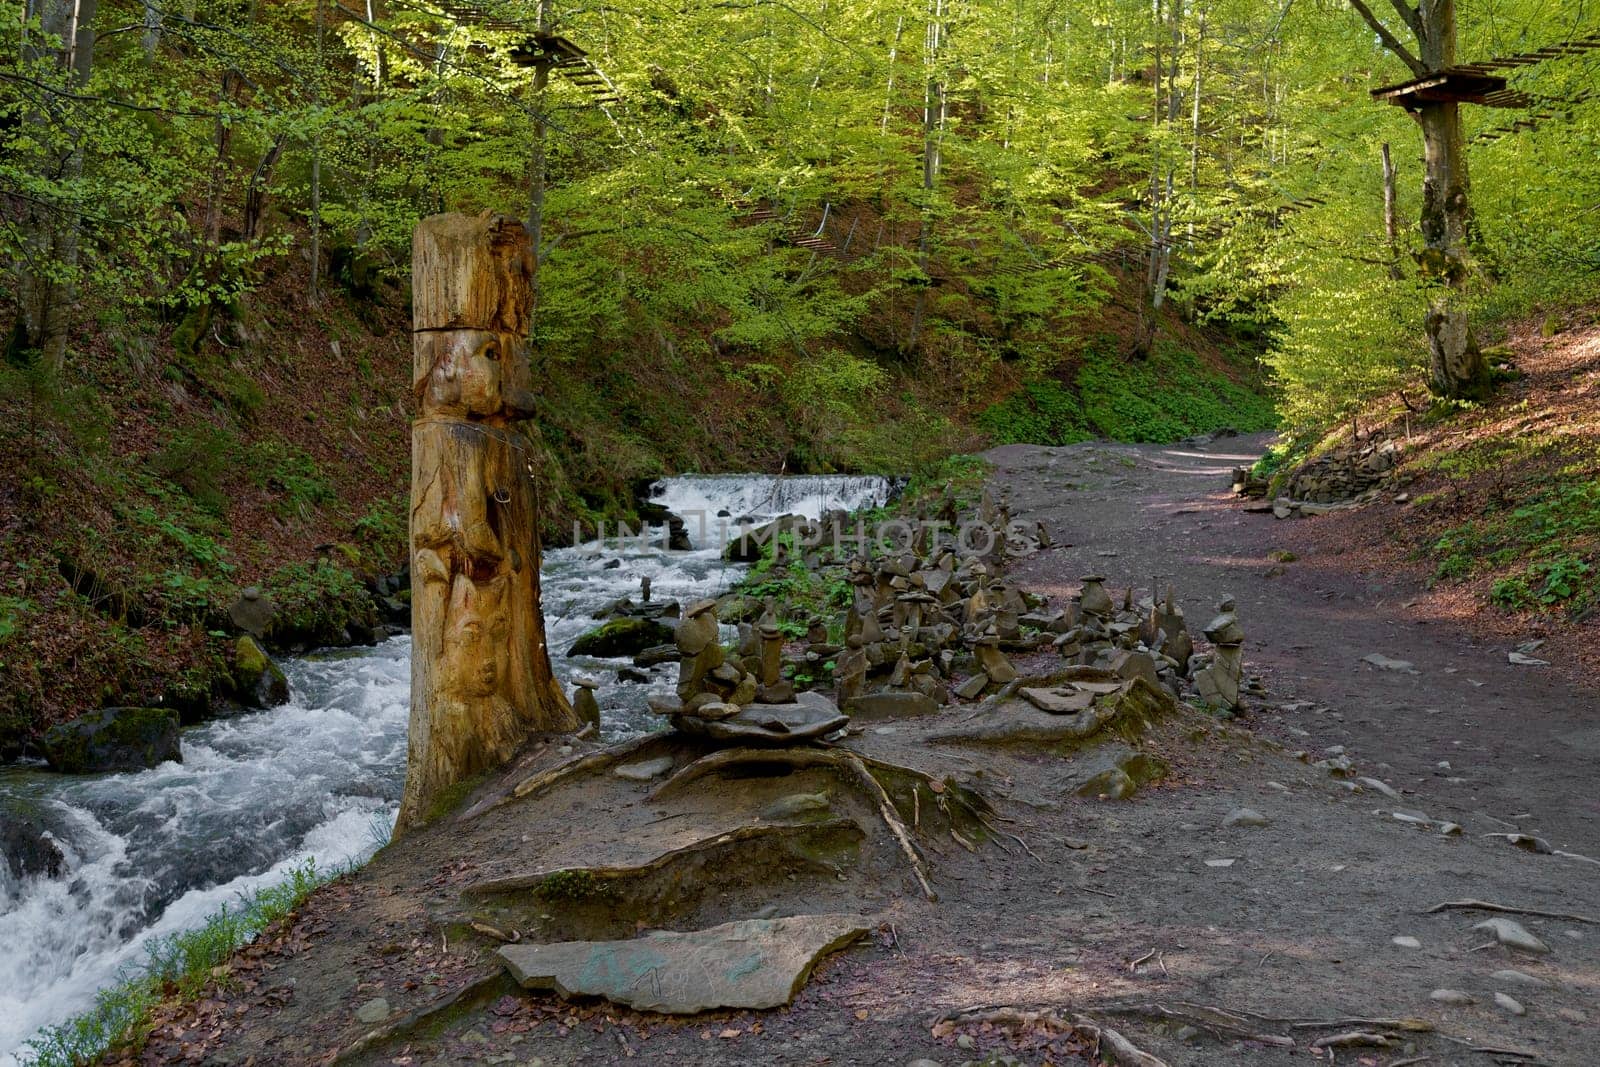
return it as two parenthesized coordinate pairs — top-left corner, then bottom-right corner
(41, 706), (181, 774)
(231, 636), (290, 709)
(567, 617), (675, 659)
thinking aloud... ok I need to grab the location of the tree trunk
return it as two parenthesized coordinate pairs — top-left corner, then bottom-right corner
(1416, 100), (1488, 400)
(1381, 141), (1402, 279)
(906, 0), (945, 353)
(16, 0), (97, 374)
(398, 212), (577, 836)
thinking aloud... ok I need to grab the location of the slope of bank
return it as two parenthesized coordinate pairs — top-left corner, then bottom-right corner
(1263, 308), (1600, 688)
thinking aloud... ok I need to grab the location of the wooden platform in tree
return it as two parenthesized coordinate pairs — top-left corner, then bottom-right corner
(1371, 68), (1508, 109)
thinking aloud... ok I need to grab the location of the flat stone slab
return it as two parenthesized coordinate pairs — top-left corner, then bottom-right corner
(844, 691), (940, 720)
(673, 697), (848, 745)
(498, 914), (871, 1014)
(1019, 687), (1096, 714)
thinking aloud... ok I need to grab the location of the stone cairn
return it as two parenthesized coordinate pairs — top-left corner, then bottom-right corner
(641, 486), (1252, 737)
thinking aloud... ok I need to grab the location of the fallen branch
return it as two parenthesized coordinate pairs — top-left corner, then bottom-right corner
(841, 751), (938, 902)
(1099, 1002), (1294, 1047)
(1071, 1014), (1170, 1067)
(930, 1008), (1169, 1067)
(1425, 899), (1597, 925)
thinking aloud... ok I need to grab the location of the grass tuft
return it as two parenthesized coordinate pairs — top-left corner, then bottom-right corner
(20, 859), (334, 1067)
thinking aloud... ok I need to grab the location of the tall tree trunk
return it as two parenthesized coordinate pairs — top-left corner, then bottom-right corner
(1381, 141), (1402, 279)
(525, 0), (552, 325)
(399, 213), (577, 835)
(1416, 99), (1487, 399)
(906, 0), (945, 353)
(1347, 0), (1489, 400)
(16, 0), (97, 374)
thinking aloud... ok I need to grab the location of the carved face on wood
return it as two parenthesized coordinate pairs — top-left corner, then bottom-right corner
(439, 572), (512, 700)
(415, 329), (536, 420)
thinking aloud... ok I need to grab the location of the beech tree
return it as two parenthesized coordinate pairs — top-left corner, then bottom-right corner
(1347, 0), (1491, 400)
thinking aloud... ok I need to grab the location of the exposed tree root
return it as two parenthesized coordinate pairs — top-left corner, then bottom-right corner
(333, 967), (506, 1063)
(1097, 1002), (1295, 1047)
(459, 733), (676, 821)
(645, 745), (994, 903)
(462, 820), (861, 896)
(1425, 899), (1597, 924)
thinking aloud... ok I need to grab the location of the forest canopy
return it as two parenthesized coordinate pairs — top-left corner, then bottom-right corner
(3, 0), (1599, 441)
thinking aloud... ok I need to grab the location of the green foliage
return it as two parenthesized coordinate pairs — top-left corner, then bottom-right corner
(263, 559), (368, 638)
(151, 426), (240, 517)
(21, 860), (331, 1067)
(980, 344), (1276, 445)
(248, 441), (335, 521)
(0, 596), (30, 645)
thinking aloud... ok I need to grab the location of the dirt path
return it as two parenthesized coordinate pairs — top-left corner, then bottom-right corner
(127, 438), (1600, 1067)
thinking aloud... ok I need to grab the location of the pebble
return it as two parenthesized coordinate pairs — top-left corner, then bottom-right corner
(1223, 808), (1270, 828)
(1391, 936), (1421, 949)
(1494, 992), (1526, 1016)
(956, 1034), (977, 1050)
(907, 1060), (944, 1067)
(1265, 781), (1290, 792)
(1358, 777), (1403, 800)
(1430, 989), (1474, 1005)
(1204, 858), (1236, 868)
(354, 997), (390, 1025)
(613, 756), (675, 781)
(1491, 969), (1549, 988)
(1475, 918), (1550, 954)
(1556, 1007), (1588, 1024)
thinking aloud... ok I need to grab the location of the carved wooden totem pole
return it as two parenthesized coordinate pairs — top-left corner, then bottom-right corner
(398, 212), (577, 835)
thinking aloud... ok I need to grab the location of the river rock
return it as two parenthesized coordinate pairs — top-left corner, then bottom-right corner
(1223, 808), (1269, 829)
(843, 691), (940, 720)
(227, 586), (277, 638)
(497, 914), (871, 1013)
(573, 686), (601, 730)
(1, 814), (66, 880)
(1430, 989), (1474, 1005)
(614, 756), (675, 782)
(355, 997), (391, 1025)
(1019, 687), (1096, 715)
(1475, 918), (1550, 954)
(953, 674), (988, 700)
(761, 792), (832, 821)
(1494, 992), (1526, 1016)
(568, 617), (676, 658)
(634, 644), (681, 667)
(673, 697), (848, 745)
(231, 636), (290, 709)
(41, 706), (181, 774)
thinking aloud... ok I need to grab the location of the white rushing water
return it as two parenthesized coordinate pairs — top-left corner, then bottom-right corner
(0, 474), (894, 1063)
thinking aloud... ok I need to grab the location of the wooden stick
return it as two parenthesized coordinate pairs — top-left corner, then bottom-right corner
(840, 751), (938, 902)
(1425, 899), (1597, 924)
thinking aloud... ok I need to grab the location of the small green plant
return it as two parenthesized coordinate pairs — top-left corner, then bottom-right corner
(536, 868), (614, 901)
(0, 595), (31, 644)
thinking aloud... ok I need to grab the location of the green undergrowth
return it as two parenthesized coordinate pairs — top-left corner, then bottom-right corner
(978, 341), (1276, 446)
(1427, 474), (1600, 619)
(20, 860), (336, 1067)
